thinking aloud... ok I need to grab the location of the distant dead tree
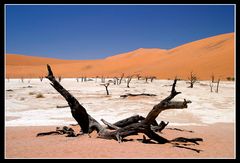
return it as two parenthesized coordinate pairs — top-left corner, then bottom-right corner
(114, 77), (119, 85)
(209, 75), (220, 93)
(119, 73), (124, 85)
(127, 75), (133, 88)
(28, 79), (31, 83)
(57, 76), (62, 82)
(209, 81), (214, 92)
(39, 76), (44, 82)
(145, 76), (150, 83)
(101, 76), (105, 83)
(95, 76), (99, 83)
(76, 78), (79, 82)
(136, 74), (141, 80)
(216, 78), (220, 93)
(150, 76), (157, 82)
(100, 83), (110, 95)
(187, 72), (197, 88)
(211, 74), (215, 83)
(80, 76), (87, 82)
(21, 77), (24, 83)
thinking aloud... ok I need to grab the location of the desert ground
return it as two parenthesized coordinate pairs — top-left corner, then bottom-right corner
(5, 78), (235, 158)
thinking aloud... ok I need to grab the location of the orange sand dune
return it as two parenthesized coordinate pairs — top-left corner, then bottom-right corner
(6, 32), (234, 80)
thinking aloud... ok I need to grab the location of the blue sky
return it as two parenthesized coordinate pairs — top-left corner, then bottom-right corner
(6, 4), (234, 60)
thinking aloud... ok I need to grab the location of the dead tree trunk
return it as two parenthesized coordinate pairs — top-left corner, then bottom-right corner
(57, 76), (62, 82)
(114, 77), (119, 85)
(39, 76), (44, 82)
(42, 65), (201, 150)
(45, 65), (89, 133)
(188, 72), (197, 88)
(150, 76), (156, 82)
(136, 74), (141, 80)
(127, 75), (133, 88)
(120, 93), (156, 98)
(101, 76), (105, 83)
(209, 81), (213, 92)
(145, 76), (149, 83)
(211, 74), (215, 83)
(101, 83), (110, 95)
(97, 79), (191, 143)
(216, 78), (220, 93)
(144, 79), (191, 125)
(119, 73), (124, 85)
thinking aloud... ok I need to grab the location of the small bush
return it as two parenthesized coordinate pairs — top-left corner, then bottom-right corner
(36, 93), (44, 98)
(29, 92), (35, 95)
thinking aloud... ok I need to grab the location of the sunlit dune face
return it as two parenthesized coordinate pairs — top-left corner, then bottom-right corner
(6, 33), (234, 80)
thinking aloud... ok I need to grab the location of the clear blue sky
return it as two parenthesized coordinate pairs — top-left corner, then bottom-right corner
(6, 4), (234, 60)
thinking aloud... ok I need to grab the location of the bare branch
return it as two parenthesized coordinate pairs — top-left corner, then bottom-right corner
(144, 79), (191, 125)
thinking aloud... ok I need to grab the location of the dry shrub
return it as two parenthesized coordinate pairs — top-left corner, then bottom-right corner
(36, 93), (44, 98)
(29, 92), (35, 95)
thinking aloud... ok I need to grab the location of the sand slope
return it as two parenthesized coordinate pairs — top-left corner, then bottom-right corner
(6, 32), (234, 80)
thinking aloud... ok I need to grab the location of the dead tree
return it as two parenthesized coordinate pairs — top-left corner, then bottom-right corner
(188, 72), (197, 88)
(136, 74), (141, 80)
(101, 76), (105, 83)
(21, 77), (24, 83)
(119, 73), (124, 85)
(40, 65), (202, 152)
(211, 74), (215, 83)
(113, 77), (119, 85)
(120, 93), (156, 98)
(95, 76), (99, 83)
(109, 79), (193, 143)
(216, 78), (220, 93)
(150, 76), (156, 82)
(127, 75), (133, 88)
(209, 81), (213, 92)
(58, 76), (62, 83)
(100, 83), (110, 95)
(45, 65), (89, 133)
(39, 76), (44, 82)
(100, 79), (192, 144)
(145, 76), (149, 83)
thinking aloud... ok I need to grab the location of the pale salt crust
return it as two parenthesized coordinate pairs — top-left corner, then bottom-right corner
(5, 78), (235, 127)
